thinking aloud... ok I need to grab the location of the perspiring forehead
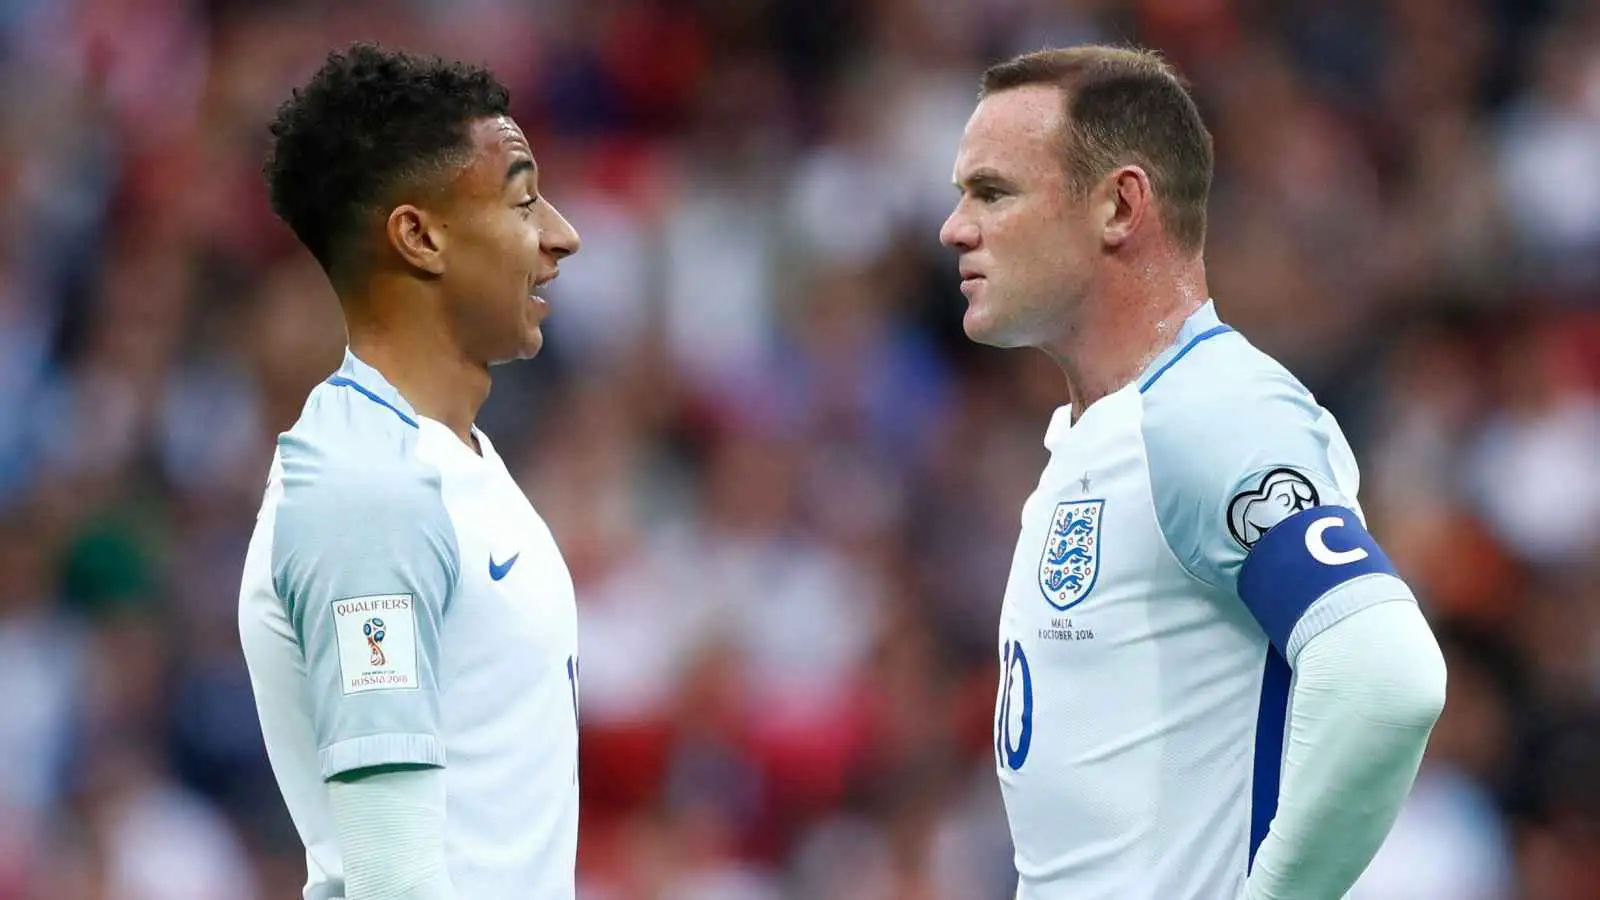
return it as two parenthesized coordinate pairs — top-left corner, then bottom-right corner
(444, 116), (538, 205)
(493, 115), (531, 156)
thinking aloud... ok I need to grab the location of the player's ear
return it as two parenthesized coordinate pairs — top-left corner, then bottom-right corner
(386, 204), (448, 276)
(1099, 166), (1150, 249)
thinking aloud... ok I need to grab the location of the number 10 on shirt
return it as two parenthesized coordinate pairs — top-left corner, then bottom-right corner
(996, 639), (1033, 771)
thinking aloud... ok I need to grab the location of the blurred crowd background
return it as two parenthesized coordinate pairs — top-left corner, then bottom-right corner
(0, 0), (1596, 897)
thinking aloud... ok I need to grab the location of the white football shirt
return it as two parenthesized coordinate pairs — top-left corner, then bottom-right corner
(238, 350), (580, 900)
(994, 301), (1415, 899)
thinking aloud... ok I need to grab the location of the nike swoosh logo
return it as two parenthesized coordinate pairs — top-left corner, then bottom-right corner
(489, 553), (520, 581)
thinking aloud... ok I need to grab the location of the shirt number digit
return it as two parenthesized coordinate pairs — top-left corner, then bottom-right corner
(996, 639), (1033, 771)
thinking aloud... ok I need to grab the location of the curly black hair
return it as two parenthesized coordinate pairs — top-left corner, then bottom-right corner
(264, 42), (511, 279)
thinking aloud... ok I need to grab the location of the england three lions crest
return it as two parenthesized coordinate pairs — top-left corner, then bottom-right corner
(1038, 500), (1103, 610)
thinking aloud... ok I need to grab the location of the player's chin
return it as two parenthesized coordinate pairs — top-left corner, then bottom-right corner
(962, 303), (1019, 348)
(512, 294), (549, 359)
(512, 321), (545, 360)
(953, 307), (1030, 350)
(488, 319), (545, 365)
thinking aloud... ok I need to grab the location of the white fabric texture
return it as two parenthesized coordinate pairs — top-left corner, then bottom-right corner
(328, 766), (456, 900)
(1245, 600), (1447, 900)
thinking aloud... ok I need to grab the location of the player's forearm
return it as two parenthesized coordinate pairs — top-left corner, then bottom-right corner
(329, 765), (457, 900)
(1244, 599), (1446, 900)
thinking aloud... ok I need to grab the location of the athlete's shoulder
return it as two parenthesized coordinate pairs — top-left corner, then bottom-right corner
(1135, 303), (1362, 589)
(277, 351), (434, 489)
(281, 382), (420, 469)
(268, 372), (460, 614)
(271, 354), (452, 563)
(1138, 306), (1351, 496)
(1139, 317), (1327, 443)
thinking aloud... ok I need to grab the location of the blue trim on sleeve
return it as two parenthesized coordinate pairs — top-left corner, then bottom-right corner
(1138, 325), (1233, 393)
(1237, 505), (1398, 655)
(1249, 649), (1291, 872)
(326, 376), (419, 429)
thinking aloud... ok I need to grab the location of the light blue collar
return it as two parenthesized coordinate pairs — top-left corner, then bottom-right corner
(327, 348), (421, 427)
(1043, 300), (1232, 447)
(1135, 300), (1232, 394)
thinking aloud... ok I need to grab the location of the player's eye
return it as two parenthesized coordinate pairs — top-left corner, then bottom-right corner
(517, 196), (539, 212)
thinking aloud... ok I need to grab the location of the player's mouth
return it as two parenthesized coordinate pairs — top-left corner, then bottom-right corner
(528, 270), (560, 308)
(958, 262), (985, 292)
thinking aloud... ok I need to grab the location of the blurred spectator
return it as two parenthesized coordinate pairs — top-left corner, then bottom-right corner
(0, 1), (1594, 897)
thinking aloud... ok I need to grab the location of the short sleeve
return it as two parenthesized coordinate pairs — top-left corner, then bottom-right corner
(1143, 365), (1410, 660)
(271, 457), (460, 780)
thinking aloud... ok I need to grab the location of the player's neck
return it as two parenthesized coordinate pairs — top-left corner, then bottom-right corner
(1044, 258), (1207, 423)
(344, 302), (489, 452)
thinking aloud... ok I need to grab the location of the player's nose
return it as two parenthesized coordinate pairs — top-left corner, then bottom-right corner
(940, 206), (978, 252)
(540, 202), (581, 260)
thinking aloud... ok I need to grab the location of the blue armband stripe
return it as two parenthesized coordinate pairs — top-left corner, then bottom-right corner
(1237, 505), (1397, 656)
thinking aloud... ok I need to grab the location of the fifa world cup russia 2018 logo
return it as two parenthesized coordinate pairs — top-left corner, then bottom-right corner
(363, 617), (386, 666)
